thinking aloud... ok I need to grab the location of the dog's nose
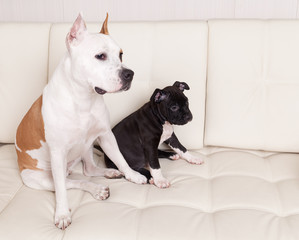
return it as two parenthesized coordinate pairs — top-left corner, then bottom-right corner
(121, 69), (134, 82)
(185, 113), (193, 122)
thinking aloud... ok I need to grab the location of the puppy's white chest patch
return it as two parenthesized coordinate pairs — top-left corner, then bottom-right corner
(159, 121), (174, 145)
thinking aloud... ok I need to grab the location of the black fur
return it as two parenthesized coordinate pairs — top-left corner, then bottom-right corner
(103, 81), (192, 182)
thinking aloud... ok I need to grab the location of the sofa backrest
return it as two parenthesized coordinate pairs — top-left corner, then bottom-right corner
(0, 21), (208, 150)
(3, 20), (299, 153)
(205, 20), (299, 152)
(0, 23), (51, 143)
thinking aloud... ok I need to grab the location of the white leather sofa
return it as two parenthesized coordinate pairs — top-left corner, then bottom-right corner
(1, 20), (299, 240)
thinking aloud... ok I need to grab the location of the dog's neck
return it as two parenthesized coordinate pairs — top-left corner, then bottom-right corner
(46, 53), (103, 112)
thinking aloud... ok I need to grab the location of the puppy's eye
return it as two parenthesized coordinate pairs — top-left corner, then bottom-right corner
(95, 53), (107, 61)
(170, 105), (179, 112)
(119, 52), (123, 62)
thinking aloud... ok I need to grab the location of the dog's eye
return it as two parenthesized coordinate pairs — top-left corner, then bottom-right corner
(119, 52), (123, 62)
(170, 105), (179, 112)
(95, 53), (107, 61)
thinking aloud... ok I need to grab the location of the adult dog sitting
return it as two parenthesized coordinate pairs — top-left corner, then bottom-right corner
(15, 13), (146, 230)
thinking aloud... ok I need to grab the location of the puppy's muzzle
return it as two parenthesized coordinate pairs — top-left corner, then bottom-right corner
(184, 112), (193, 122)
(120, 68), (134, 91)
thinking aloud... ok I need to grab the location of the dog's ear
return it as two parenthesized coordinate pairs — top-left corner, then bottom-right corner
(100, 13), (109, 35)
(173, 81), (190, 92)
(151, 89), (169, 103)
(66, 13), (87, 50)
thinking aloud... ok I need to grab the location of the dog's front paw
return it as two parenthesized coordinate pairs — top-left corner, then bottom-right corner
(150, 177), (170, 188)
(55, 210), (72, 230)
(104, 169), (124, 179)
(92, 186), (110, 200)
(125, 170), (147, 184)
(186, 156), (204, 165)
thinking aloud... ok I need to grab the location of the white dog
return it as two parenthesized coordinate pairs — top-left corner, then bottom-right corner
(15, 14), (147, 230)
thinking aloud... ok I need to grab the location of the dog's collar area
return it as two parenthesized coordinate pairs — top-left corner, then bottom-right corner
(95, 87), (107, 95)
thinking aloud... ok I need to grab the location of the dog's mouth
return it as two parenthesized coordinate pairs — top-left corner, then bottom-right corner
(95, 82), (131, 95)
(95, 87), (107, 95)
(120, 82), (131, 91)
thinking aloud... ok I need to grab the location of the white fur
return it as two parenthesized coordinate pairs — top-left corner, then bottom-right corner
(149, 168), (170, 188)
(26, 141), (51, 170)
(159, 121), (173, 145)
(21, 14), (146, 230)
(170, 147), (203, 165)
(160, 122), (203, 165)
(15, 140), (21, 152)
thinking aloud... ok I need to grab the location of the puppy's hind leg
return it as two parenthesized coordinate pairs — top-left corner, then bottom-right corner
(82, 146), (123, 179)
(158, 150), (179, 160)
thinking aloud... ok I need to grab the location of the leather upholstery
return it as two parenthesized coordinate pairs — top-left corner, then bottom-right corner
(1, 20), (299, 239)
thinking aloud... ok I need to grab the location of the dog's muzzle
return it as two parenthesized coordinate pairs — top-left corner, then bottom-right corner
(94, 68), (134, 95)
(120, 68), (134, 91)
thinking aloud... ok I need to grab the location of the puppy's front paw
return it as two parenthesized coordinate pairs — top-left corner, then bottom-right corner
(55, 210), (72, 230)
(104, 169), (124, 179)
(150, 177), (170, 188)
(182, 152), (204, 165)
(187, 156), (204, 165)
(125, 170), (147, 184)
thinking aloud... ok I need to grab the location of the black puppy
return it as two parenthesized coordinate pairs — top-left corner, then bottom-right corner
(100, 81), (203, 188)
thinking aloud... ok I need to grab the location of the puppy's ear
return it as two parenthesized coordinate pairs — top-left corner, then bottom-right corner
(173, 81), (190, 92)
(151, 89), (169, 103)
(66, 13), (87, 50)
(100, 13), (109, 35)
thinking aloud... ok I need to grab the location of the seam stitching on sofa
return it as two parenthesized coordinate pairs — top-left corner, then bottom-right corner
(0, 183), (23, 215)
(46, 23), (52, 84)
(208, 151), (217, 239)
(202, 21), (210, 148)
(265, 157), (284, 216)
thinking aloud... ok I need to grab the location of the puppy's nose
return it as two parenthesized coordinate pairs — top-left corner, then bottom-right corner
(121, 69), (134, 82)
(185, 113), (193, 122)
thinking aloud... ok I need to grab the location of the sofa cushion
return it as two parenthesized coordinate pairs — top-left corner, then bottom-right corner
(1, 144), (299, 239)
(205, 20), (299, 152)
(48, 21), (208, 149)
(0, 23), (51, 143)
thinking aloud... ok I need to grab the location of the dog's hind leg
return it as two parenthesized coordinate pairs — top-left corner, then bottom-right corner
(21, 169), (110, 200)
(82, 146), (123, 179)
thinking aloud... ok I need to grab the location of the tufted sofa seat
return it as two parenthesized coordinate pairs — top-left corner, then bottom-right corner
(1, 20), (299, 240)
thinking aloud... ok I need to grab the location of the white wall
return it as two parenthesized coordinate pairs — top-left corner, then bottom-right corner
(0, 0), (298, 22)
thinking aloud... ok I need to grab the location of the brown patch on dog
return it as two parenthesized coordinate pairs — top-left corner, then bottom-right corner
(16, 95), (45, 172)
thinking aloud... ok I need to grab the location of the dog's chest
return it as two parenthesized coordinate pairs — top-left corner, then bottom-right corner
(159, 122), (174, 145)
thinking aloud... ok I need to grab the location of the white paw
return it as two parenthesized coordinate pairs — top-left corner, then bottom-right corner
(150, 177), (170, 188)
(170, 154), (180, 160)
(104, 169), (124, 179)
(125, 170), (147, 184)
(92, 186), (110, 200)
(186, 156), (204, 165)
(66, 169), (72, 176)
(55, 210), (72, 230)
